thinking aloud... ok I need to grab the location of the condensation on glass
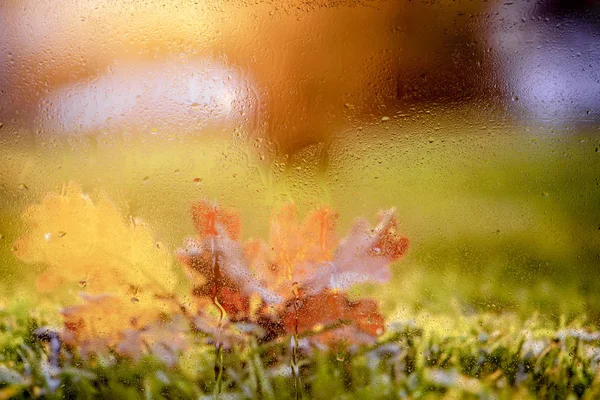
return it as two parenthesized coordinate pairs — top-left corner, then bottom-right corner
(0, 0), (599, 398)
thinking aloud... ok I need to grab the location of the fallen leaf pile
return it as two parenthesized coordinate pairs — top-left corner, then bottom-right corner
(14, 185), (409, 358)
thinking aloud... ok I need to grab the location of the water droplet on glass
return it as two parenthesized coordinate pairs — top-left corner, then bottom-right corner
(78, 280), (87, 288)
(57, 231), (66, 238)
(18, 183), (28, 190)
(381, 116), (390, 122)
(142, 176), (150, 183)
(131, 297), (139, 304)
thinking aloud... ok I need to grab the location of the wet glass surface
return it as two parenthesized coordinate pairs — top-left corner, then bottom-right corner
(0, 0), (599, 398)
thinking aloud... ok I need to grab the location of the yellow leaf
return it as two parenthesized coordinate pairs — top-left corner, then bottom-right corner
(14, 182), (175, 297)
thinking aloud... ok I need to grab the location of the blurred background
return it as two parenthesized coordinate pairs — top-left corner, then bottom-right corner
(0, 0), (599, 322)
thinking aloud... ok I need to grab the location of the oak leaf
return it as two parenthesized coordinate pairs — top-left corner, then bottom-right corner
(14, 182), (175, 297)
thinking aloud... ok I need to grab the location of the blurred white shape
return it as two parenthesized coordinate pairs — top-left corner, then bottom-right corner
(488, 1), (600, 124)
(37, 59), (257, 136)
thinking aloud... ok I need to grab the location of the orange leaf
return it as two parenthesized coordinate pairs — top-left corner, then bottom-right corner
(301, 205), (338, 263)
(303, 208), (409, 294)
(180, 201), (407, 347)
(192, 200), (241, 240)
(269, 203), (338, 286)
(245, 238), (284, 294)
(281, 291), (385, 345)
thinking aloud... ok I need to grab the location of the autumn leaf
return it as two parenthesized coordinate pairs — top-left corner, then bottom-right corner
(60, 293), (190, 361)
(280, 291), (385, 345)
(179, 202), (339, 319)
(178, 200), (281, 318)
(13, 182), (175, 297)
(236, 203), (338, 301)
(61, 293), (174, 357)
(303, 208), (409, 294)
(180, 200), (408, 345)
(244, 238), (281, 296)
(116, 315), (190, 366)
(243, 205), (407, 299)
(191, 200), (241, 240)
(301, 206), (338, 263)
(269, 203), (337, 284)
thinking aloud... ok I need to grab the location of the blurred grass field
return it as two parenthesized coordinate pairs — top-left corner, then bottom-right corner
(0, 115), (598, 315)
(1, 110), (599, 321)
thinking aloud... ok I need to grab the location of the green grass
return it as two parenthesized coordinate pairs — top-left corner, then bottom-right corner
(1, 306), (599, 399)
